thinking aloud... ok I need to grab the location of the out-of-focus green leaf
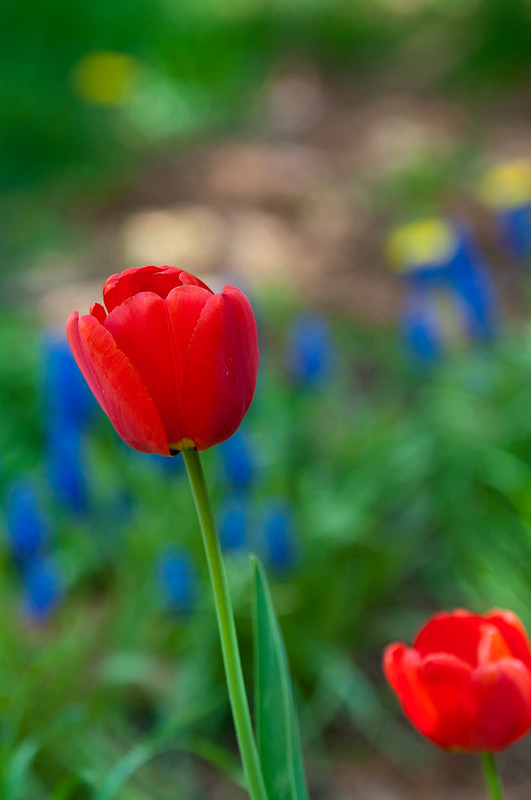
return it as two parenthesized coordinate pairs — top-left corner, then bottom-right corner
(253, 557), (309, 800)
(93, 730), (241, 800)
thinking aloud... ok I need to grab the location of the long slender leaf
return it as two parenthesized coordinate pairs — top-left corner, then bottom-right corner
(50, 774), (85, 800)
(252, 557), (309, 800)
(93, 730), (242, 800)
(3, 707), (85, 800)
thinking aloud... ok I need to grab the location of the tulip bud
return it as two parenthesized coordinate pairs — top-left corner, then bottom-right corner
(383, 609), (531, 752)
(67, 266), (259, 455)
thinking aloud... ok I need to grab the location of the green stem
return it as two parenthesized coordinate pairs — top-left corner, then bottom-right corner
(481, 752), (504, 800)
(182, 449), (269, 800)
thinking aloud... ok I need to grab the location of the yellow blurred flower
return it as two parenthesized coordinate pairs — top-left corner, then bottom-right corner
(72, 51), (139, 107)
(386, 219), (457, 273)
(479, 159), (531, 209)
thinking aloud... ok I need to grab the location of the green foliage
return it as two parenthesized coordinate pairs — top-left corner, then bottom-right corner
(2, 303), (531, 793)
(3, 0), (531, 793)
(0, 314), (42, 477)
(4, 0), (531, 264)
(253, 558), (308, 800)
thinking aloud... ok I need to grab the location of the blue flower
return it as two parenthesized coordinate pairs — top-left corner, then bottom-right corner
(22, 557), (63, 623)
(157, 549), (196, 614)
(479, 159), (531, 258)
(46, 426), (89, 515)
(219, 430), (256, 491)
(288, 313), (335, 387)
(262, 502), (297, 572)
(146, 452), (184, 475)
(5, 478), (48, 563)
(402, 290), (443, 364)
(497, 204), (531, 259)
(123, 444), (185, 476)
(41, 331), (95, 430)
(447, 229), (497, 341)
(218, 497), (249, 552)
(105, 488), (134, 530)
(388, 219), (456, 280)
(396, 222), (498, 362)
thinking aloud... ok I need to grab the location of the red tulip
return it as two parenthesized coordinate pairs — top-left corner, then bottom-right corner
(383, 609), (531, 752)
(67, 265), (259, 455)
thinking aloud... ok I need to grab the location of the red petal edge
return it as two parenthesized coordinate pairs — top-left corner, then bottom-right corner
(180, 285), (259, 450)
(486, 610), (531, 671)
(67, 311), (170, 455)
(102, 265), (213, 312)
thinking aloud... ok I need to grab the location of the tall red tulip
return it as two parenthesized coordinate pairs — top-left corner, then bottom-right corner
(67, 265), (259, 455)
(383, 609), (531, 752)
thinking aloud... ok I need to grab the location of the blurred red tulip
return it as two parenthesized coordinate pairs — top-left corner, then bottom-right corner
(383, 609), (531, 752)
(67, 265), (259, 455)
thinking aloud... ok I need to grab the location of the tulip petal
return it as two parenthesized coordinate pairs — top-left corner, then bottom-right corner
(384, 611), (531, 753)
(103, 286), (212, 445)
(180, 286), (259, 451)
(178, 270), (212, 291)
(103, 265), (211, 312)
(472, 658), (531, 751)
(419, 653), (476, 750)
(90, 302), (107, 323)
(477, 624), (513, 666)
(104, 266), (163, 311)
(67, 311), (169, 455)
(486, 610), (531, 670)
(384, 644), (480, 750)
(383, 642), (408, 694)
(383, 644), (439, 739)
(414, 610), (483, 667)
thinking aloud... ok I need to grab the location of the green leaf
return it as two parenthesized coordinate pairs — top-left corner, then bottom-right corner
(93, 729), (242, 800)
(2, 708), (86, 800)
(252, 557), (309, 800)
(50, 774), (85, 800)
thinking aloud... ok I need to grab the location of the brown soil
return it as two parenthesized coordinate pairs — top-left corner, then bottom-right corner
(35, 70), (531, 328)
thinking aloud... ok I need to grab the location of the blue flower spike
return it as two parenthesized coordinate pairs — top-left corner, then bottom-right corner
(218, 497), (249, 553)
(5, 478), (48, 565)
(387, 218), (497, 362)
(287, 312), (335, 387)
(479, 159), (531, 259)
(262, 501), (297, 573)
(41, 331), (95, 514)
(41, 330), (95, 430)
(219, 430), (256, 492)
(157, 548), (196, 615)
(22, 557), (63, 624)
(46, 427), (89, 515)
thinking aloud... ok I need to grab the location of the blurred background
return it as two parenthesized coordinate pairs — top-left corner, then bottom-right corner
(3, 0), (531, 797)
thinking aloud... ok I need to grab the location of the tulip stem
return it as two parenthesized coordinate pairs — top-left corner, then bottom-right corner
(481, 753), (504, 800)
(183, 448), (269, 800)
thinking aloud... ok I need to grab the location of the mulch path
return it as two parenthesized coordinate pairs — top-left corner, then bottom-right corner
(34, 69), (531, 328)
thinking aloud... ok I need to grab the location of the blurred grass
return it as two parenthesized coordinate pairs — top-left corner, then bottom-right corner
(3, 0), (531, 266)
(2, 0), (531, 794)
(2, 298), (531, 793)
